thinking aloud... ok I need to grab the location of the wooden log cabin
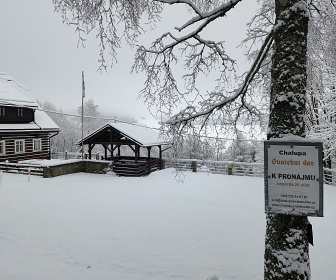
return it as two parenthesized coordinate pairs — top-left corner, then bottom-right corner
(0, 73), (59, 162)
(76, 122), (172, 176)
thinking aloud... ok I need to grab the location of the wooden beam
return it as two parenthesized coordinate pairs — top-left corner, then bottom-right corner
(88, 140), (136, 146)
(128, 145), (135, 153)
(103, 144), (112, 153)
(161, 145), (171, 152)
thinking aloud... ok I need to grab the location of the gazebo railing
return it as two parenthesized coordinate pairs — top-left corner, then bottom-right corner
(112, 156), (161, 177)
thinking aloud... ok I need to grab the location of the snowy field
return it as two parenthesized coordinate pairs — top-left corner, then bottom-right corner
(0, 169), (335, 280)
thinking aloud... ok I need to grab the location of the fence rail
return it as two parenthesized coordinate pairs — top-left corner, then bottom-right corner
(12, 152), (336, 186)
(164, 158), (336, 186)
(323, 168), (336, 185)
(164, 158), (264, 177)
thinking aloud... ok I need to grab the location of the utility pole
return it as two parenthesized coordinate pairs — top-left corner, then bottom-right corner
(81, 70), (85, 160)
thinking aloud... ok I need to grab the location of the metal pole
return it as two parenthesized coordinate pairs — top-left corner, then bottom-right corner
(81, 93), (84, 159)
(81, 71), (85, 160)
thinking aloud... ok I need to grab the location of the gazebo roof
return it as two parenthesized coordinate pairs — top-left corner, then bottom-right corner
(77, 122), (172, 147)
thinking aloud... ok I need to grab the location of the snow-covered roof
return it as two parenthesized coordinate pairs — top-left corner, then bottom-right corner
(0, 72), (59, 132)
(111, 122), (171, 146)
(79, 122), (172, 147)
(0, 73), (38, 108)
(34, 110), (59, 131)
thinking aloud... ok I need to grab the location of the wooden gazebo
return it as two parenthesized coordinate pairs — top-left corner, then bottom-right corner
(76, 122), (172, 176)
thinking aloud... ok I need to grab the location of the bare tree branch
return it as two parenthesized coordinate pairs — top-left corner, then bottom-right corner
(156, 0), (204, 16)
(141, 1), (242, 56)
(166, 31), (273, 125)
(169, 0), (243, 32)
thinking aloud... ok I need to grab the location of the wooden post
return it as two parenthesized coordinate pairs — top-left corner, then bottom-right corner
(159, 146), (163, 170)
(147, 147), (151, 174)
(161, 159), (165, 170)
(147, 147), (151, 160)
(192, 160), (197, 172)
(88, 144), (92, 159)
(104, 145), (107, 160)
(27, 168), (31, 182)
(228, 163), (233, 175)
(135, 145), (139, 164)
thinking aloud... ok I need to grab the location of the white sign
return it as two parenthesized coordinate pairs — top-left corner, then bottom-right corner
(264, 141), (323, 217)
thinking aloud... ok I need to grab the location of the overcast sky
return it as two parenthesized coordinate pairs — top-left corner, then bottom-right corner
(0, 1), (259, 124)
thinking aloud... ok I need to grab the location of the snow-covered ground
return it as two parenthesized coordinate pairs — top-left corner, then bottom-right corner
(0, 169), (334, 280)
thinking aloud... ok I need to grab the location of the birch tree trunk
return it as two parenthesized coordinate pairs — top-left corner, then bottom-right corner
(264, 1), (310, 279)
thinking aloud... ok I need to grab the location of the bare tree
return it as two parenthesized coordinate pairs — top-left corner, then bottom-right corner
(53, 0), (334, 279)
(306, 1), (336, 168)
(78, 98), (105, 134)
(41, 101), (80, 152)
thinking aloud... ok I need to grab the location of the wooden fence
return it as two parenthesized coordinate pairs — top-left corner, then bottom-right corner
(13, 152), (336, 185)
(323, 167), (336, 185)
(0, 162), (44, 176)
(164, 158), (264, 177)
(164, 158), (336, 186)
(51, 152), (87, 160)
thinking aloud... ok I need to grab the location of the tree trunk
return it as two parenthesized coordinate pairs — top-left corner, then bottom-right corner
(264, 1), (310, 280)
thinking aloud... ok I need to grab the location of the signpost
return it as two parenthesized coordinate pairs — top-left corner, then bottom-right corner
(264, 141), (323, 217)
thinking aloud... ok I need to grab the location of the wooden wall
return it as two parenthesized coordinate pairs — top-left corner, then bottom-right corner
(0, 132), (51, 162)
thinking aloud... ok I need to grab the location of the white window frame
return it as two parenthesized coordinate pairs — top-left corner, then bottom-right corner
(0, 107), (5, 117)
(18, 108), (24, 117)
(0, 140), (5, 155)
(15, 139), (25, 154)
(33, 138), (42, 152)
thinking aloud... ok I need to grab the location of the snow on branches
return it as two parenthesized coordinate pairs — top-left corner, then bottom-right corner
(53, 0), (336, 139)
(131, 0), (271, 135)
(53, 0), (163, 70)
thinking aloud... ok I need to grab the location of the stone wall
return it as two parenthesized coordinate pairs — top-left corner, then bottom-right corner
(43, 160), (111, 178)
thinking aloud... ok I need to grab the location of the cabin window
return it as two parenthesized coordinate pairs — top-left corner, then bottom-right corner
(0, 141), (5, 155)
(33, 139), (42, 152)
(0, 107), (5, 116)
(18, 108), (24, 117)
(15, 139), (25, 154)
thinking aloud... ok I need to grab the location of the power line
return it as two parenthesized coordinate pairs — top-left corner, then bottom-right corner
(38, 108), (265, 142)
(12, 104), (265, 142)
(35, 107), (153, 127)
